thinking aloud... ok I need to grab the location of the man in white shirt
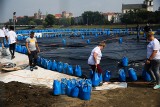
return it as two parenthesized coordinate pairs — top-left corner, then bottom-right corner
(7, 26), (17, 59)
(0, 28), (5, 49)
(144, 32), (160, 89)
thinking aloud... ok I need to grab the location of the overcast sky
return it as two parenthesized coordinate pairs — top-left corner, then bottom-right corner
(0, 0), (159, 23)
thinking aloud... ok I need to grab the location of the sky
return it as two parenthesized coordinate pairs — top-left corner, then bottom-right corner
(0, 0), (159, 23)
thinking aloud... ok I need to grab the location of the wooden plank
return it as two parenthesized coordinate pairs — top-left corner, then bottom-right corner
(2, 67), (21, 72)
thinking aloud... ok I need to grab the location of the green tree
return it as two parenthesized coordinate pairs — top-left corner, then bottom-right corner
(110, 16), (114, 23)
(60, 18), (71, 26)
(34, 19), (43, 25)
(29, 21), (36, 25)
(71, 17), (75, 25)
(45, 14), (55, 26)
(121, 10), (160, 24)
(82, 11), (106, 25)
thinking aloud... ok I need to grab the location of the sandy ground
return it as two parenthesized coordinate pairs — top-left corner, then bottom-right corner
(0, 81), (160, 107)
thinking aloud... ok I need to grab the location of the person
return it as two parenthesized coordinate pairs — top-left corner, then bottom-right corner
(136, 24), (140, 42)
(7, 26), (17, 59)
(3, 25), (9, 37)
(26, 31), (40, 71)
(144, 24), (151, 41)
(144, 24), (151, 33)
(0, 28), (5, 49)
(144, 32), (160, 89)
(3, 25), (9, 45)
(88, 42), (106, 84)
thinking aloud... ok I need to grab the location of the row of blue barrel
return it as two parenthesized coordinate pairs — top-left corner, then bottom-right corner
(17, 34), (91, 45)
(53, 78), (92, 100)
(119, 68), (137, 82)
(15, 45), (28, 54)
(37, 57), (82, 77)
(120, 57), (151, 82)
(118, 68), (151, 82)
(15, 44), (83, 77)
(90, 70), (111, 87)
(16, 29), (129, 35)
(17, 35), (29, 41)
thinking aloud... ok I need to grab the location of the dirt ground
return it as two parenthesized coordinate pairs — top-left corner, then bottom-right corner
(0, 81), (160, 107)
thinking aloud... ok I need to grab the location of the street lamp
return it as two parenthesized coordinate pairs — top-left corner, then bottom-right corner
(13, 12), (16, 31)
(87, 14), (88, 26)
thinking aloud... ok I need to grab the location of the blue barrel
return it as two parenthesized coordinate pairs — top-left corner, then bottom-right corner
(53, 80), (61, 95)
(122, 57), (128, 67)
(42, 59), (48, 68)
(22, 46), (27, 54)
(66, 80), (72, 96)
(85, 79), (92, 86)
(63, 63), (68, 74)
(87, 39), (90, 44)
(62, 39), (66, 45)
(44, 59), (48, 69)
(67, 65), (73, 75)
(21, 46), (24, 54)
(61, 80), (67, 95)
(47, 60), (53, 70)
(15, 44), (19, 52)
(142, 69), (151, 82)
(95, 34), (98, 37)
(71, 87), (79, 98)
(79, 84), (91, 100)
(128, 68), (137, 81)
(16, 45), (21, 53)
(119, 37), (123, 44)
(52, 60), (57, 71)
(144, 33), (146, 38)
(103, 70), (111, 82)
(75, 65), (82, 77)
(81, 35), (84, 39)
(118, 69), (126, 82)
(37, 56), (41, 66)
(57, 62), (63, 73)
(92, 71), (100, 87)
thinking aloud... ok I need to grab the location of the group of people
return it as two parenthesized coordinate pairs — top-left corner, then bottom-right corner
(0, 25), (40, 71)
(88, 31), (160, 89)
(0, 25), (17, 59)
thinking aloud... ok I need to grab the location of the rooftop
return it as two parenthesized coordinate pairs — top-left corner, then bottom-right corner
(122, 4), (147, 10)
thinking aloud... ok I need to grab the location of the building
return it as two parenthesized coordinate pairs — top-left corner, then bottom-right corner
(34, 9), (46, 20)
(103, 12), (121, 23)
(122, 0), (153, 13)
(55, 14), (62, 19)
(62, 11), (73, 18)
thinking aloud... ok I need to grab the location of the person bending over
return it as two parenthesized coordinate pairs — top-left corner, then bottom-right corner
(88, 42), (106, 84)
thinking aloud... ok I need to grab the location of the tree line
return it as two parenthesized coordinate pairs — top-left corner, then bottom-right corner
(121, 10), (160, 24)
(5, 10), (160, 27)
